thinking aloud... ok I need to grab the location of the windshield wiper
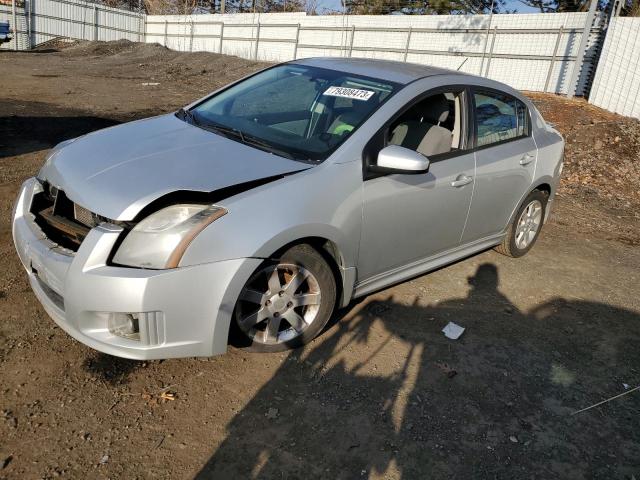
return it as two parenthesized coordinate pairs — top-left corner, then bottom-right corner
(239, 133), (299, 160)
(197, 121), (298, 160)
(201, 122), (246, 143)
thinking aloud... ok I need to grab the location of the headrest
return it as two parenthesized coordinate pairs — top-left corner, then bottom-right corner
(422, 94), (450, 125)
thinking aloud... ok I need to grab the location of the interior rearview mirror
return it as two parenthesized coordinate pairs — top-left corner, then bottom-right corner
(372, 145), (430, 174)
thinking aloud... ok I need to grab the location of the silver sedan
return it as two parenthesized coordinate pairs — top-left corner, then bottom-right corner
(12, 58), (564, 359)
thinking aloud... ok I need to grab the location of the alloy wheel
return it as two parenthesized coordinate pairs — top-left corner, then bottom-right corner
(515, 199), (543, 250)
(235, 263), (322, 345)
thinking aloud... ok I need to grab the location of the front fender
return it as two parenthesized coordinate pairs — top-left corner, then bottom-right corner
(179, 159), (364, 274)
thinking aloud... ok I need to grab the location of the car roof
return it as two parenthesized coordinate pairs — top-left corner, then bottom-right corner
(290, 57), (469, 85)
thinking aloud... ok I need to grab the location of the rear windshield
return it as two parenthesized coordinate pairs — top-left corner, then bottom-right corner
(187, 64), (400, 162)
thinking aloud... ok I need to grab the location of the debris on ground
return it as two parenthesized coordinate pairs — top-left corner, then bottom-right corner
(442, 322), (465, 340)
(1, 455), (13, 469)
(265, 408), (279, 419)
(572, 385), (640, 415)
(434, 362), (458, 378)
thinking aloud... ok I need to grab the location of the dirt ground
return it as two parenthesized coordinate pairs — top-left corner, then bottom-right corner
(1, 40), (639, 479)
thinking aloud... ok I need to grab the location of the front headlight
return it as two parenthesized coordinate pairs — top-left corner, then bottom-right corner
(112, 204), (227, 269)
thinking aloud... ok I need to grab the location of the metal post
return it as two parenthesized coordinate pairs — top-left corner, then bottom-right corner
(566, 0), (598, 98)
(218, 22), (224, 54)
(189, 21), (194, 52)
(293, 22), (300, 60)
(253, 22), (260, 60)
(545, 25), (563, 93)
(609, 0), (623, 17)
(163, 19), (168, 47)
(348, 25), (355, 57)
(484, 27), (497, 77)
(403, 26), (412, 62)
(93, 5), (98, 41)
(11, 0), (17, 50)
(479, 0), (495, 75)
(25, 0), (31, 49)
(220, 0), (225, 14)
(138, 13), (144, 43)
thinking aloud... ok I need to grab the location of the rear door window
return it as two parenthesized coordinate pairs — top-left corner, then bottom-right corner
(474, 90), (529, 148)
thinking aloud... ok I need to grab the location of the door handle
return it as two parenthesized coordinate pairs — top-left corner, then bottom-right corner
(519, 153), (535, 165)
(451, 175), (473, 188)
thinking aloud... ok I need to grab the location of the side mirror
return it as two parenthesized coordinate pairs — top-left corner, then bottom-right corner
(372, 145), (430, 175)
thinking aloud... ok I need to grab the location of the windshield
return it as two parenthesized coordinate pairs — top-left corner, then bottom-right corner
(185, 64), (400, 162)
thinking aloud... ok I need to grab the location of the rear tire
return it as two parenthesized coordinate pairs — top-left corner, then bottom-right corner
(495, 189), (548, 258)
(233, 244), (336, 352)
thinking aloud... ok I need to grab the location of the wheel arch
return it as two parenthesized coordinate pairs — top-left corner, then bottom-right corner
(259, 232), (355, 310)
(533, 182), (552, 196)
(506, 177), (556, 229)
(223, 234), (355, 348)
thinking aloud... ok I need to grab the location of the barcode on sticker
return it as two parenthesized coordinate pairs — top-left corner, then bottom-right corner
(323, 86), (375, 101)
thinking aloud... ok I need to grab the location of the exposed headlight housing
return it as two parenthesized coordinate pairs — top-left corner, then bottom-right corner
(113, 204), (227, 269)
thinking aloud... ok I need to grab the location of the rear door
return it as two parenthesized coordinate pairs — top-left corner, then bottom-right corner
(461, 88), (537, 243)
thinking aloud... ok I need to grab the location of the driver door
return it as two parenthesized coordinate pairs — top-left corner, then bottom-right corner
(357, 87), (476, 282)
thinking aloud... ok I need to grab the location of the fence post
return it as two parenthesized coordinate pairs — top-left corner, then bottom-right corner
(189, 20), (194, 52)
(545, 25), (563, 93)
(93, 5), (98, 41)
(293, 22), (300, 60)
(163, 19), (168, 47)
(348, 25), (355, 57)
(484, 27), (497, 77)
(25, 0), (32, 49)
(479, 15), (492, 75)
(403, 26), (412, 62)
(11, 0), (17, 50)
(138, 13), (144, 43)
(218, 22), (224, 54)
(566, 0), (598, 98)
(253, 22), (260, 60)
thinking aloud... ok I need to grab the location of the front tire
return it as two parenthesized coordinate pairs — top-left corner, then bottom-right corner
(233, 244), (336, 352)
(495, 189), (548, 258)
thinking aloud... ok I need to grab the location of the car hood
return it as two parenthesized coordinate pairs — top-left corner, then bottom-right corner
(39, 114), (310, 220)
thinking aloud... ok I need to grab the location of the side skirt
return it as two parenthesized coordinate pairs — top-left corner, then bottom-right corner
(352, 233), (505, 299)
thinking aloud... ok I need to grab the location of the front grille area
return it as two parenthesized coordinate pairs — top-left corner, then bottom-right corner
(30, 182), (95, 251)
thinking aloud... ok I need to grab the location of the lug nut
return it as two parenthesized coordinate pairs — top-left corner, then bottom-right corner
(274, 312), (280, 318)
(279, 291), (284, 297)
(287, 301), (293, 308)
(265, 300), (271, 306)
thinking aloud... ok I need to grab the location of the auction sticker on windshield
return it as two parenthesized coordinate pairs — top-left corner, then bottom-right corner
(323, 86), (375, 101)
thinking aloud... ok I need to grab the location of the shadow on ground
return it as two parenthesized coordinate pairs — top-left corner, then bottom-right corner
(197, 263), (640, 479)
(0, 100), (122, 158)
(82, 352), (143, 386)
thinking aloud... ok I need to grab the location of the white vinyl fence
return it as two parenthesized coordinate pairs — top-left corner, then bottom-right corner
(6, 1), (637, 114)
(589, 17), (640, 120)
(145, 11), (605, 96)
(0, 0), (143, 51)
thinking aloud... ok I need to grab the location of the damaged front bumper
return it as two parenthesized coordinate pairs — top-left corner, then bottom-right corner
(12, 178), (261, 360)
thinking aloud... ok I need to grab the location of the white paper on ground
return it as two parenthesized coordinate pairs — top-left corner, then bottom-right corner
(442, 322), (465, 340)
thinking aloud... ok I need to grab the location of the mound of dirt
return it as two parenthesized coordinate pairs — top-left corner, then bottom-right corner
(58, 39), (160, 57)
(529, 93), (640, 209)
